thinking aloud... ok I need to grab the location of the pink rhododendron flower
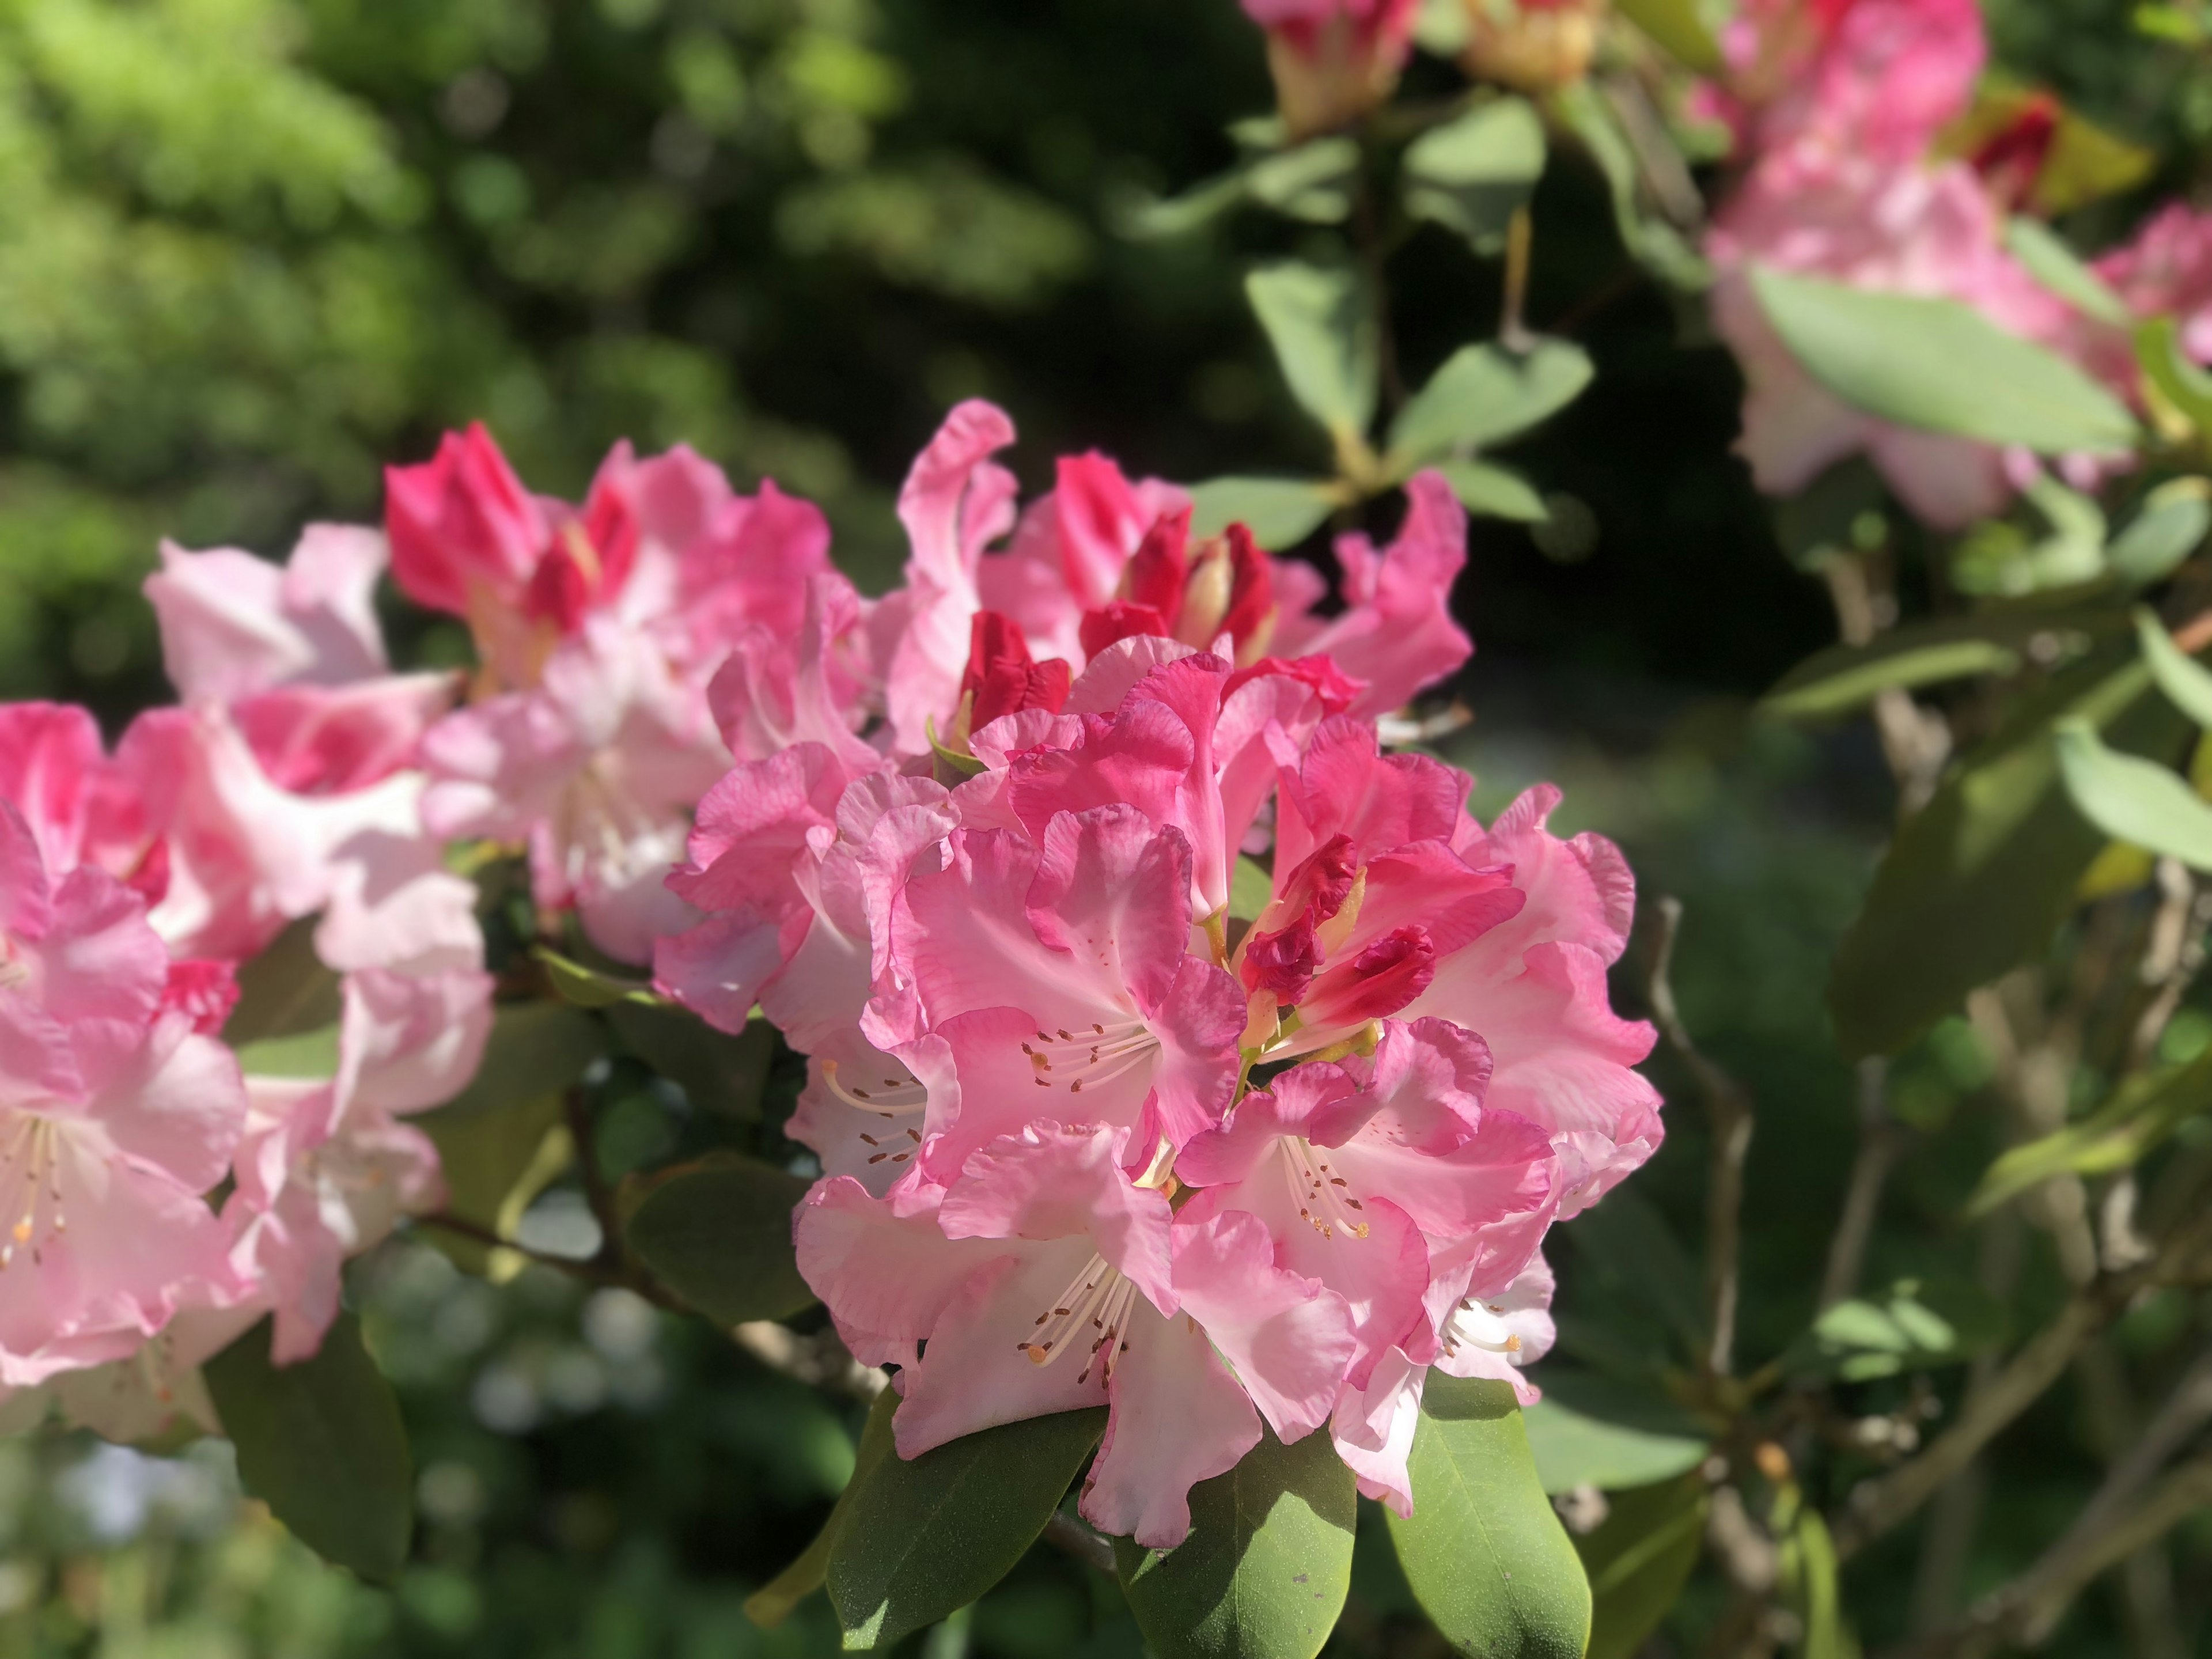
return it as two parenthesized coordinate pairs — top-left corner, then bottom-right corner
(0, 805), (248, 1387)
(1241, 0), (1419, 139)
(224, 967), (490, 1363)
(0, 703), (161, 895)
(797, 1120), (1359, 1547)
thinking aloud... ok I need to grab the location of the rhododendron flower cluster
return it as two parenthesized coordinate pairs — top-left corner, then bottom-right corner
(1700, 0), (2212, 525)
(0, 393), (1659, 1554)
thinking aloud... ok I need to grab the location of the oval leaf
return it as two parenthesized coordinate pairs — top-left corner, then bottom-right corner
(1185, 476), (1339, 550)
(203, 1312), (412, 1584)
(1616, 0), (1722, 70)
(1388, 1377), (1592, 1659)
(1578, 1475), (1710, 1659)
(1522, 1372), (1711, 1495)
(1245, 263), (1378, 441)
(2054, 717), (2212, 870)
(2005, 217), (2129, 326)
(1968, 1045), (2212, 1215)
(1403, 99), (1546, 256)
(225, 916), (342, 1045)
(1388, 340), (1592, 467)
(622, 1152), (815, 1325)
(440, 1001), (605, 1119)
(1751, 267), (2138, 456)
(2108, 482), (2211, 586)
(2138, 317), (2212, 434)
(826, 1405), (1108, 1650)
(1115, 1425), (1355, 1659)
(748, 1389), (898, 1630)
(2136, 607), (2212, 727)
(1434, 459), (1548, 522)
(608, 1002), (776, 1119)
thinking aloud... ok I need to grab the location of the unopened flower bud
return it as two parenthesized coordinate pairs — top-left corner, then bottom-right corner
(1459, 0), (1606, 93)
(1243, 0), (1419, 140)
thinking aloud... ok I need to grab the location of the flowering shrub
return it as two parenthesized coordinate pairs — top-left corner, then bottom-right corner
(7, 0), (2212, 1654)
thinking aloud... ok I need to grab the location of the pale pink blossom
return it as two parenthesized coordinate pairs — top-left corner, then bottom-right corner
(0, 703), (161, 895)
(796, 1120), (1358, 1547)
(1242, 0), (1419, 139)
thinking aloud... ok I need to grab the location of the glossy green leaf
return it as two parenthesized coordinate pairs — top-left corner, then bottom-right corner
(225, 915), (342, 1044)
(1578, 1475), (1709, 1659)
(415, 1092), (570, 1279)
(2138, 317), (2212, 433)
(439, 1001), (605, 1119)
(1522, 1372), (1711, 1494)
(537, 946), (660, 1009)
(1245, 263), (1377, 441)
(2136, 607), (2212, 726)
(1402, 99), (1546, 256)
(1784, 1278), (2007, 1381)
(1828, 651), (2184, 1056)
(1388, 1378), (1591, 1659)
(1435, 459), (1548, 521)
(1968, 1044), (2212, 1215)
(827, 1405), (1107, 1650)
(1387, 340), (1592, 467)
(621, 1152), (815, 1325)
(748, 1389), (898, 1629)
(608, 1002), (777, 1119)
(1751, 268), (2138, 455)
(1186, 476), (1339, 548)
(2108, 482), (2212, 586)
(2005, 217), (2129, 326)
(1116, 1425), (1355, 1659)
(1615, 0), (1721, 70)
(2055, 717), (2212, 869)
(203, 1312), (412, 1584)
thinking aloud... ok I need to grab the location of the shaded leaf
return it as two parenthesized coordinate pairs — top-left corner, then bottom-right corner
(1245, 138), (1362, 224)
(1968, 1045), (2212, 1215)
(225, 916), (342, 1045)
(2136, 606), (2212, 726)
(537, 946), (660, 1009)
(1549, 85), (1710, 289)
(1558, 1190), (1705, 1359)
(1783, 1278), (2007, 1381)
(828, 1406), (1108, 1650)
(1761, 613), (2112, 720)
(2108, 482), (2212, 586)
(621, 1152), (815, 1325)
(1186, 476), (1340, 549)
(1116, 1425), (1354, 1659)
(2005, 217), (2129, 326)
(440, 1002), (604, 1119)
(2138, 318), (2212, 433)
(1776, 1504), (1843, 1659)
(1828, 650), (2185, 1056)
(1387, 340), (1593, 467)
(608, 1001), (776, 1119)
(1403, 99), (1546, 256)
(203, 1312), (412, 1584)
(1522, 1372), (1711, 1495)
(2055, 717), (2212, 869)
(1388, 1377), (1590, 1659)
(748, 1389), (898, 1629)
(1245, 263), (1377, 441)
(1751, 268), (2137, 455)
(415, 1092), (570, 1280)
(1435, 459), (1548, 521)
(1616, 0), (1722, 70)
(1578, 1475), (1709, 1659)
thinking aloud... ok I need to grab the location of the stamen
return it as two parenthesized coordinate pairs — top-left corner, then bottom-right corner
(1281, 1139), (1370, 1240)
(822, 1059), (926, 1116)
(1021, 1254), (1141, 1387)
(1010, 1020), (1159, 1097)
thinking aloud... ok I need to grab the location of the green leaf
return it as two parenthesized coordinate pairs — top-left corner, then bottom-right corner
(1522, 1372), (1711, 1495)
(1760, 613), (2113, 721)
(225, 916), (342, 1045)
(2055, 717), (2212, 869)
(439, 1002), (605, 1119)
(2137, 606), (2212, 726)
(415, 1092), (571, 1280)
(1231, 855), (1275, 923)
(1116, 1425), (1354, 1659)
(2005, 217), (2130, 327)
(748, 1389), (899, 1629)
(621, 1152), (815, 1325)
(2108, 482), (2212, 586)
(1435, 459), (1548, 521)
(2137, 318), (2212, 433)
(827, 1405), (1108, 1650)
(1387, 340), (1593, 467)
(1245, 138), (1362, 224)
(1388, 1377), (1591, 1659)
(1828, 650), (2186, 1056)
(203, 1312), (412, 1584)
(1578, 1475), (1709, 1659)
(1783, 1278), (2008, 1381)
(1402, 99), (1546, 256)
(1245, 263), (1378, 442)
(1967, 1046), (2212, 1214)
(234, 1023), (342, 1080)
(608, 1002), (777, 1119)
(1185, 476), (1340, 550)
(1412, 0), (1470, 52)
(537, 946), (660, 1009)
(1548, 84), (1711, 290)
(1615, 0), (1722, 70)
(1750, 267), (2138, 456)
(1777, 1506), (1844, 1659)
(925, 713), (990, 783)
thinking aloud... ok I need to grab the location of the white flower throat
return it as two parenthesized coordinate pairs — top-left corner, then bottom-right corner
(0, 1116), (69, 1267)
(1021, 1252), (1140, 1387)
(1281, 1138), (1370, 1240)
(821, 1059), (927, 1169)
(1017, 1018), (1159, 1096)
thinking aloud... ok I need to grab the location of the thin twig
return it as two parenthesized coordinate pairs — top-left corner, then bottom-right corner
(1832, 1207), (2212, 1561)
(1818, 1059), (1907, 1311)
(1043, 1511), (1117, 1575)
(1647, 896), (1755, 1378)
(732, 1320), (888, 1403)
